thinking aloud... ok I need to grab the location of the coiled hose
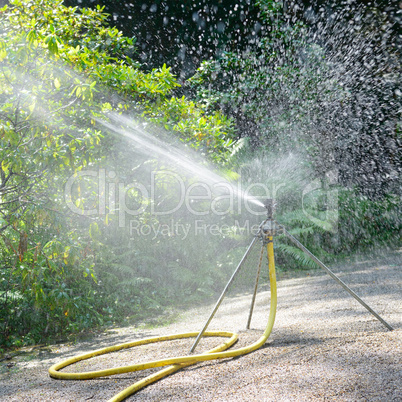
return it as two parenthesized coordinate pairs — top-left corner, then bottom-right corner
(49, 238), (277, 401)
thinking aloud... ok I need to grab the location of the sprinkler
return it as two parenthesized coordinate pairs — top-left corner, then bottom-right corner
(49, 198), (393, 401)
(263, 197), (275, 218)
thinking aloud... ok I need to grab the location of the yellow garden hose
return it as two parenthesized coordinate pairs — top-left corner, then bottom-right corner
(49, 237), (277, 401)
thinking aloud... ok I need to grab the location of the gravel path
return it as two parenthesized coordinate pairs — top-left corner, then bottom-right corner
(1, 251), (401, 401)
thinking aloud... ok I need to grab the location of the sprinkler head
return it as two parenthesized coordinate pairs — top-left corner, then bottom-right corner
(263, 199), (275, 219)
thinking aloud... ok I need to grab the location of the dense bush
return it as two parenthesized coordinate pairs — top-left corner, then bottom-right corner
(188, 0), (401, 199)
(0, 0), (236, 349)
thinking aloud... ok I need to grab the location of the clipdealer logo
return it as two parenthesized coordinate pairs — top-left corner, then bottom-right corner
(128, 219), (262, 241)
(64, 169), (282, 224)
(64, 168), (339, 232)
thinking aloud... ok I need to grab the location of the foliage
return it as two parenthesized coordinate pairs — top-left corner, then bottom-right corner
(0, 0), (106, 347)
(275, 209), (333, 270)
(185, 0), (400, 266)
(187, 1), (342, 174)
(63, 0), (265, 77)
(225, 149), (400, 271)
(272, 183), (401, 270)
(336, 188), (401, 253)
(187, 0), (401, 199)
(0, 0), (236, 349)
(144, 95), (235, 163)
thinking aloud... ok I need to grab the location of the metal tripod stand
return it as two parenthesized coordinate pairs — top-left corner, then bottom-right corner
(190, 199), (393, 354)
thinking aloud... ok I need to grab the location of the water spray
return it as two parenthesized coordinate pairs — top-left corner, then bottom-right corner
(49, 198), (393, 401)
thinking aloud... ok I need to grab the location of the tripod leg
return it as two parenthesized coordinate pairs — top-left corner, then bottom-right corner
(246, 245), (265, 329)
(189, 236), (259, 353)
(283, 228), (394, 331)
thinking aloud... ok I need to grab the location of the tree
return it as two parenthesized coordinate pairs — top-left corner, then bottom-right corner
(63, 0), (265, 78)
(0, 0), (236, 348)
(187, 0), (401, 199)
